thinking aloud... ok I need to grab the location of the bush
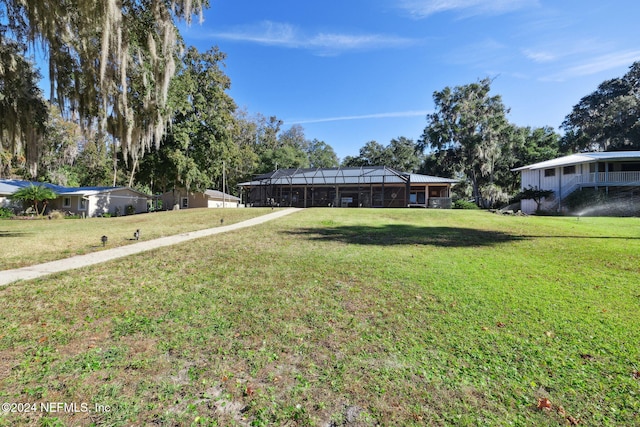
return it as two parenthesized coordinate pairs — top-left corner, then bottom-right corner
(453, 199), (479, 209)
(0, 207), (14, 218)
(47, 210), (65, 220)
(125, 205), (135, 215)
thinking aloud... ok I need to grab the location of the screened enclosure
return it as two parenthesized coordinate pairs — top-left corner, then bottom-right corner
(239, 167), (457, 208)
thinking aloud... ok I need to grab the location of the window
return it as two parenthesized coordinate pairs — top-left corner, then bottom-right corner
(563, 165), (576, 175)
(181, 197), (189, 208)
(621, 163), (640, 172)
(79, 198), (87, 210)
(63, 197), (71, 207)
(544, 168), (555, 177)
(410, 192), (426, 204)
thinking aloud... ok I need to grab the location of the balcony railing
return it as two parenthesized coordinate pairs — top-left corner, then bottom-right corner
(428, 197), (452, 209)
(578, 171), (640, 185)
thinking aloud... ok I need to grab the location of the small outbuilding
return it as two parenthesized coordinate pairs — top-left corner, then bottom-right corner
(238, 166), (458, 208)
(161, 188), (242, 210)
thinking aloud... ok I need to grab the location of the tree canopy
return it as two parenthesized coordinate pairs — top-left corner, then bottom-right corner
(0, 38), (48, 177)
(419, 78), (516, 207)
(341, 138), (422, 171)
(2, 0), (207, 174)
(307, 139), (339, 168)
(561, 61), (640, 152)
(137, 46), (237, 192)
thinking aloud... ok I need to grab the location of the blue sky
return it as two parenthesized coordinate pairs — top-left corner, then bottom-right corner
(179, 0), (640, 160)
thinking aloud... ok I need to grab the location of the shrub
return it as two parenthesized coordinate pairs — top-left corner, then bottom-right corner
(0, 207), (14, 218)
(9, 184), (58, 216)
(453, 199), (479, 209)
(47, 210), (65, 220)
(125, 205), (135, 215)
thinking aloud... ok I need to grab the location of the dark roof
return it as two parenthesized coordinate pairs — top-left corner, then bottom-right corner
(239, 166), (458, 187)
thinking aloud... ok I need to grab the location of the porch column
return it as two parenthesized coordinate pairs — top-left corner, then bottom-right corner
(405, 179), (410, 207)
(558, 167), (563, 212)
(370, 183), (373, 207)
(304, 186), (308, 208)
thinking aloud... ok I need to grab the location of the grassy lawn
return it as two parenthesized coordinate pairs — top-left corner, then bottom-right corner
(0, 208), (273, 270)
(0, 209), (639, 426)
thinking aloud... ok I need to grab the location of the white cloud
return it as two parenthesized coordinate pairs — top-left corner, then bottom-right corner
(544, 50), (640, 81)
(211, 21), (416, 54)
(522, 49), (557, 63)
(212, 21), (300, 47)
(564, 51), (640, 76)
(286, 110), (432, 125)
(399, 0), (538, 18)
(521, 37), (611, 65)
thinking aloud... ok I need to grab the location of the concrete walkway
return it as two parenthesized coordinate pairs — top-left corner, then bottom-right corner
(0, 208), (301, 287)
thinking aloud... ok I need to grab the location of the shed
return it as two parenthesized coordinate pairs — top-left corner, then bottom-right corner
(161, 188), (242, 209)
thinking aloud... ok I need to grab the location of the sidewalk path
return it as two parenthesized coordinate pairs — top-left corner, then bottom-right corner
(0, 208), (301, 287)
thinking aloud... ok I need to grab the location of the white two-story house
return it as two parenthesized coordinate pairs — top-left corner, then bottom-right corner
(513, 151), (640, 214)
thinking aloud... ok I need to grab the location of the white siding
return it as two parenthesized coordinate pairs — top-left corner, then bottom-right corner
(207, 200), (242, 208)
(520, 169), (560, 214)
(89, 190), (148, 217)
(521, 169), (560, 192)
(541, 172), (560, 193)
(521, 199), (537, 214)
(520, 170), (540, 190)
(0, 196), (20, 211)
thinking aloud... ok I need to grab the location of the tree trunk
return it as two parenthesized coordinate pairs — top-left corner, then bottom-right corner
(470, 172), (481, 207)
(128, 158), (138, 188)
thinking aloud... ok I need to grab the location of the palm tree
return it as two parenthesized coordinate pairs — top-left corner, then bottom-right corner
(10, 184), (58, 216)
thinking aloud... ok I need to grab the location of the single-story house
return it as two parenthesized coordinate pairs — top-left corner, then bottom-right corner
(238, 166), (458, 208)
(161, 188), (242, 209)
(512, 151), (640, 213)
(0, 179), (150, 217)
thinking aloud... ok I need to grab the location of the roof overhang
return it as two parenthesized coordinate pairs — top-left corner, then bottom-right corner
(512, 151), (640, 172)
(238, 167), (458, 187)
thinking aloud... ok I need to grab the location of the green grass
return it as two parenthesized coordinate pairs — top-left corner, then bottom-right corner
(0, 209), (639, 426)
(0, 208), (272, 270)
